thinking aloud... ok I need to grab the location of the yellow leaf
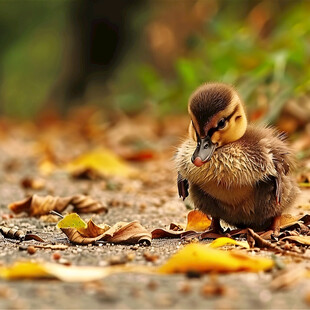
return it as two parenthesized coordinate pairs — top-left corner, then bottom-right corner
(65, 148), (134, 177)
(159, 243), (273, 274)
(0, 261), (154, 282)
(56, 213), (87, 230)
(185, 210), (211, 232)
(208, 237), (250, 249)
(58, 214), (152, 245)
(0, 262), (53, 280)
(39, 159), (56, 175)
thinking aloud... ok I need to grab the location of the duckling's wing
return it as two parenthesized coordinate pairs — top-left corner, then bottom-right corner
(272, 151), (290, 204)
(177, 172), (189, 200)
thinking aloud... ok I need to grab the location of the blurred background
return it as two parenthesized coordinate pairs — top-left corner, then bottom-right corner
(0, 0), (309, 127)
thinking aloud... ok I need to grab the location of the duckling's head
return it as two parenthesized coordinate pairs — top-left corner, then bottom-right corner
(188, 83), (247, 167)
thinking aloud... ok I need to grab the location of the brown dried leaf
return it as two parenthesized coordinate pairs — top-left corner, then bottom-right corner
(103, 221), (151, 245)
(9, 195), (72, 217)
(281, 236), (310, 246)
(279, 214), (303, 229)
(151, 210), (211, 239)
(151, 228), (186, 239)
(78, 219), (110, 238)
(59, 214), (151, 245)
(8, 194), (107, 217)
(0, 226), (44, 242)
(246, 229), (276, 249)
(71, 195), (108, 214)
(20, 177), (46, 190)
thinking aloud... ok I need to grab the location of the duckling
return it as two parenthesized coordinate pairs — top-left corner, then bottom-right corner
(175, 82), (299, 234)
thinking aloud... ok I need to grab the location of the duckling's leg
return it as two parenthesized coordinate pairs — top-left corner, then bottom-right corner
(269, 215), (281, 234)
(259, 215), (281, 240)
(209, 217), (223, 234)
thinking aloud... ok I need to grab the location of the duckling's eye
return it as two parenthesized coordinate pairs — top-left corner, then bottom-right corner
(217, 118), (226, 130)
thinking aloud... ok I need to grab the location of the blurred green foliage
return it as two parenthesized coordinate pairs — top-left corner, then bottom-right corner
(0, 1), (310, 120)
(0, 1), (68, 118)
(112, 1), (310, 122)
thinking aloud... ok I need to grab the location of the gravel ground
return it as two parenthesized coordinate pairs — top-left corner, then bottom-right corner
(0, 126), (310, 309)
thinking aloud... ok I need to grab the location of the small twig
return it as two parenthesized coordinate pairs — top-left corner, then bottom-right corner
(49, 210), (64, 219)
(247, 228), (310, 260)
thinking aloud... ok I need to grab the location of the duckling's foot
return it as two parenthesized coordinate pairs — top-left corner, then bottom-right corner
(200, 218), (224, 239)
(258, 216), (281, 240)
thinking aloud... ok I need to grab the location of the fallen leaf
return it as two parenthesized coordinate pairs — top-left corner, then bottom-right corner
(65, 148), (135, 178)
(58, 213), (151, 245)
(152, 210), (211, 239)
(0, 226), (25, 240)
(159, 244), (274, 274)
(281, 236), (310, 246)
(0, 261), (153, 282)
(0, 226), (44, 242)
(208, 237), (250, 249)
(246, 228), (276, 249)
(70, 195), (108, 214)
(8, 194), (107, 217)
(20, 177), (46, 190)
(279, 214), (304, 229)
(57, 213), (88, 230)
(38, 159), (56, 175)
(9, 195), (72, 217)
(122, 150), (155, 161)
(185, 210), (211, 232)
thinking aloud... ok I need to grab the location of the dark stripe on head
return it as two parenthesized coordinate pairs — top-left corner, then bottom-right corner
(189, 83), (232, 135)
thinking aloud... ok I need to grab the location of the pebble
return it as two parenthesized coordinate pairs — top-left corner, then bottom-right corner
(27, 246), (36, 255)
(58, 258), (71, 266)
(52, 252), (61, 260)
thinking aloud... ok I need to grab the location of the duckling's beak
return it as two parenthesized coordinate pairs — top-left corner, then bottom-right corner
(191, 136), (216, 167)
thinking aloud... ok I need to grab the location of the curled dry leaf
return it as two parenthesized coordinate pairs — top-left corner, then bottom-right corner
(0, 226), (44, 242)
(159, 243), (274, 274)
(70, 195), (107, 214)
(152, 210), (211, 239)
(9, 195), (72, 217)
(57, 213), (151, 245)
(281, 236), (310, 246)
(8, 194), (107, 217)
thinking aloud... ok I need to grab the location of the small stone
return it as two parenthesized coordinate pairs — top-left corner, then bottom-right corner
(178, 282), (192, 294)
(52, 252), (61, 260)
(147, 280), (158, 291)
(201, 283), (227, 297)
(108, 255), (127, 265)
(126, 253), (136, 262)
(18, 245), (28, 251)
(27, 246), (36, 255)
(143, 251), (159, 262)
(58, 258), (71, 266)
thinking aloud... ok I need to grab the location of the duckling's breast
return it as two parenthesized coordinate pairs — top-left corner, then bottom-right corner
(175, 137), (277, 205)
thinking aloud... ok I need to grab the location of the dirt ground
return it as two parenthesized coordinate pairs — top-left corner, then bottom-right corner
(0, 114), (310, 309)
